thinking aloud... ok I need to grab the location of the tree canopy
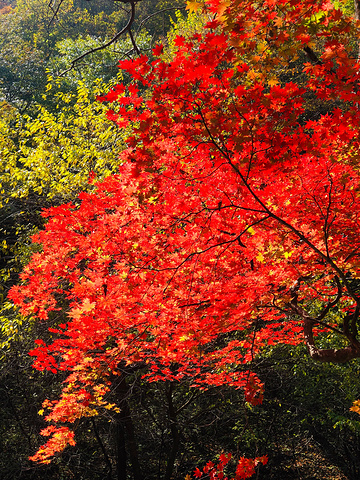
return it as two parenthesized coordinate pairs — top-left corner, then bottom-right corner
(7, 0), (360, 477)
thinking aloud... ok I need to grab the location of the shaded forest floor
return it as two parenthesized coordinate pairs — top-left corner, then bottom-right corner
(266, 438), (348, 479)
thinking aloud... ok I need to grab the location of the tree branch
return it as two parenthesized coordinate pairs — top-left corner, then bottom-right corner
(290, 276), (360, 363)
(59, 0), (139, 77)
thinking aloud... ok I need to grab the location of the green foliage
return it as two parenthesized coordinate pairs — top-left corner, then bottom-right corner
(134, 0), (186, 38)
(334, 0), (355, 17)
(48, 30), (152, 89)
(245, 345), (360, 478)
(0, 5), (47, 108)
(14, 0), (127, 52)
(0, 0), (130, 108)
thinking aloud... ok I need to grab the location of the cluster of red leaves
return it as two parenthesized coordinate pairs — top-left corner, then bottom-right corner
(8, 0), (360, 471)
(29, 426), (76, 464)
(193, 453), (268, 480)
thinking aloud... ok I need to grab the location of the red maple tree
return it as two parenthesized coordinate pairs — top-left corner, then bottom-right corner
(9, 0), (360, 475)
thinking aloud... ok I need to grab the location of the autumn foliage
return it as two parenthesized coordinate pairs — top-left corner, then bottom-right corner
(192, 453), (268, 480)
(9, 0), (360, 475)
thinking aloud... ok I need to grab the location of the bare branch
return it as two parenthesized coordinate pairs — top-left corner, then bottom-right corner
(303, 45), (323, 65)
(59, 0), (139, 77)
(48, 0), (66, 29)
(314, 275), (342, 322)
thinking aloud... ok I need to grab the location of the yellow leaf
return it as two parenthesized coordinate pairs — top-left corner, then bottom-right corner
(268, 77), (279, 87)
(256, 252), (264, 262)
(82, 298), (95, 313)
(186, 1), (203, 13)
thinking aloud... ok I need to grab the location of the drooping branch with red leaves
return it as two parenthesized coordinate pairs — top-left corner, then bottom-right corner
(8, 0), (360, 473)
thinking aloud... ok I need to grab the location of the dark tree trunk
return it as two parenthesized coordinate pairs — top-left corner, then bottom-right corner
(114, 419), (127, 480)
(113, 371), (143, 480)
(164, 382), (180, 480)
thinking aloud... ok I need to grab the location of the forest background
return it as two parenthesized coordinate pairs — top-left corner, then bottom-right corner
(2, 0), (360, 479)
